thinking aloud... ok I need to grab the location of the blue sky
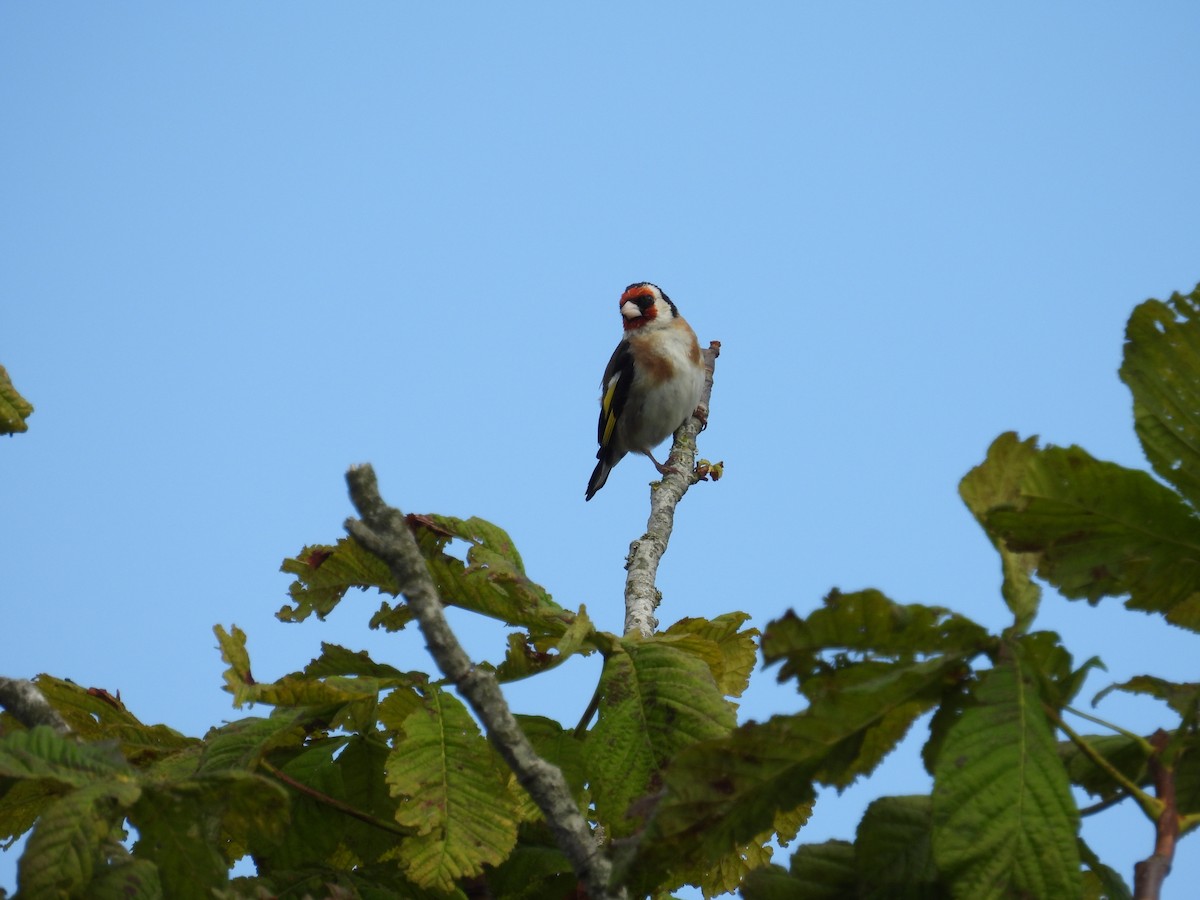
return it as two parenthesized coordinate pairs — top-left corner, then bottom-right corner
(3, 4), (1200, 895)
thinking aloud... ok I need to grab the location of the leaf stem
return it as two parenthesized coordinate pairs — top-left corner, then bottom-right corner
(1064, 704), (1156, 753)
(260, 758), (413, 837)
(1046, 706), (1162, 821)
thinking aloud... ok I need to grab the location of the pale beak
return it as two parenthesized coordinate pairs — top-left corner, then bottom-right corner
(621, 301), (642, 319)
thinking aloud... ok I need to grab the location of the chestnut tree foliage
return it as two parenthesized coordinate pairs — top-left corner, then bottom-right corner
(4, 285), (1200, 899)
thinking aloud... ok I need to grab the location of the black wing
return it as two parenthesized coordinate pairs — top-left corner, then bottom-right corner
(597, 338), (635, 453)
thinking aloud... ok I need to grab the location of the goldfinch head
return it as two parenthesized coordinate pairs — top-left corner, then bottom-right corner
(619, 282), (679, 332)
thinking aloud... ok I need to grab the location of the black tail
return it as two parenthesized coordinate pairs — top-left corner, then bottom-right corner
(585, 457), (611, 501)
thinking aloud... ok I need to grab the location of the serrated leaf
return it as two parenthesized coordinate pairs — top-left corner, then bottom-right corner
(0, 725), (131, 787)
(29, 675), (197, 765)
(1095, 674), (1200, 725)
(302, 642), (413, 680)
(378, 686), (427, 737)
(744, 841), (857, 900)
(740, 862), (818, 899)
(495, 606), (598, 682)
(256, 739), (347, 869)
(0, 363), (33, 434)
(1173, 739), (1200, 814)
(959, 432), (1043, 630)
(988, 445), (1200, 632)
(1059, 733), (1150, 802)
(336, 735), (398, 864)
(198, 714), (307, 774)
(761, 593), (985, 789)
(1120, 286), (1200, 508)
(634, 596), (977, 890)
(215, 624), (384, 726)
(662, 612), (759, 698)
(932, 660), (1081, 900)
(385, 689), (519, 890)
(1079, 836), (1132, 900)
(510, 715), (587, 821)
(855, 795), (948, 900)
(485, 844), (575, 900)
(18, 778), (142, 898)
(586, 639), (736, 838)
(761, 590), (988, 694)
(411, 515), (572, 635)
(278, 537), (401, 624)
(130, 785), (227, 898)
(1017, 630), (1103, 709)
(0, 776), (64, 842)
(89, 858), (163, 899)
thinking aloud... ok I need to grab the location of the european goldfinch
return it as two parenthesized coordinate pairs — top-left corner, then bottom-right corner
(586, 282), (705, 501)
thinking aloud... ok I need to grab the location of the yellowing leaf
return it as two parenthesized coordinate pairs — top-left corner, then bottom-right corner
(385, 690), (519, 890)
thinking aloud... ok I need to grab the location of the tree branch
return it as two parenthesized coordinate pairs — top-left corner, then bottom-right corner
(623, 341), (721, 638)
(343, 465), (622, 900)
(1134, 729), (1179, 900)
(0, 677), (71, 735)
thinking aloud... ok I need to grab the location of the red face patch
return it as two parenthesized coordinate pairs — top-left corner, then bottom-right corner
(619, 287), (658, 331)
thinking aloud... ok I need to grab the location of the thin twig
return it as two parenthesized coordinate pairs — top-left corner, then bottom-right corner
(1078, 790), (1132, 818)
(623, 341), (721, 638)
(261, 758), (413, 836)
(343, 465), (623, 900)
(1134, 729), (1179, 900)
(0, 677), (71, 735)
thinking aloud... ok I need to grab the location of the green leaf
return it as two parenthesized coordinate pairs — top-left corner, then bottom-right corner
(1060, 733), (1149, 802)
(634, 595), (981, 890)
(27, 676), (198, 766)
(130, 785), (227, 899)
(302, 642), (413, 680)
(662, 612), (759, 698)
(1079, 836), (1132, 900)
(959, 432), (1043, 630)
(485, 844), (575, 900)
(18, 778), (142, 899)
(762, 592), (986, 789)
(89, 858), (163, 900)
(1120, 286), (1200, 507)
(255, 738), (347, 869)
(510, 715), (587, 821)
(410, 515), (572, 635)
(586, 638), (736, 837)
(385, 689), (520, 890)
(0, 725), (131, 787)
(0, 363), (34, 434)
(761, 590), (989, 694)
(129, 772), (287, 895)
(932, 659), (1082, 900)
(278, 537), (401, 625)
(1094, 674), (1200, 726)
(336, 735), (399, 864)
(0, 777), (64, 843)
(988, 444), (1200, 632)
(745, 841), (857, 900)
(197, 714), (307, 774)
(493, 606), (597, 682)
(855, 795), (948, 900)
(215, 624), (389, 724)
(1017, 630), (1101, 709)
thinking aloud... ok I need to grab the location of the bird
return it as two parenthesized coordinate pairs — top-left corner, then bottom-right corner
(586, 282), (705, 501)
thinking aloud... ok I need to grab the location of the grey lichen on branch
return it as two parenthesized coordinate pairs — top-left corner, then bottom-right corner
(0, 677), (71, 735)
(342, 464), (624, 900)
(624, 341), (722, 638)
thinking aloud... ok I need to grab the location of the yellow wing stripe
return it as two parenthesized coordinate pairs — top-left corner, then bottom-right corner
(601, 377), (620, 446)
